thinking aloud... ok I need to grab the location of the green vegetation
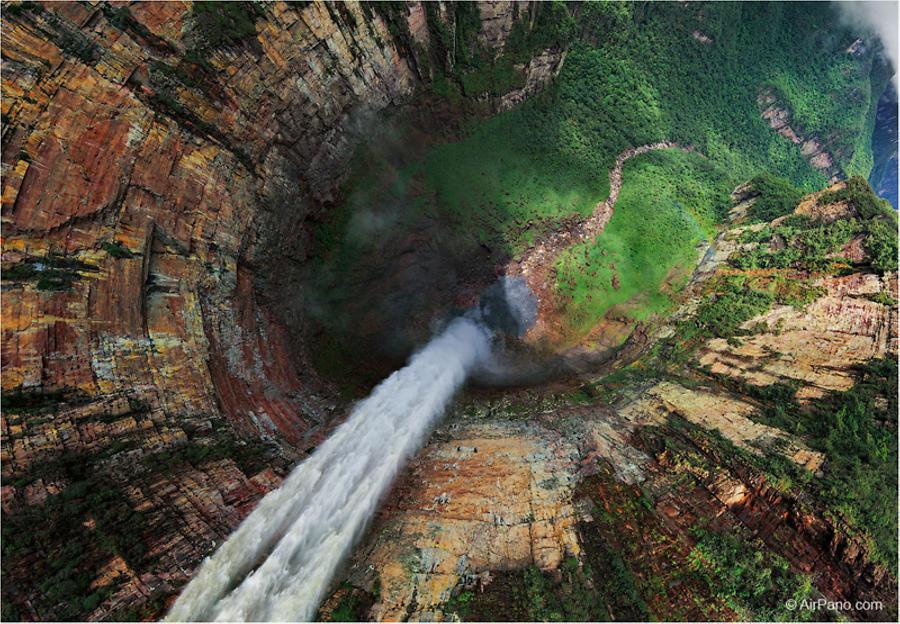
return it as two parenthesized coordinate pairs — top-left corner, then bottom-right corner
(571, 546), (649, 621)
(370, 0), (573, 100)
(1, 407), (275, 621)
(416, 114), (603, 254)
(441, 588), (475, 620)
(657, 412), (813, 505)
(732, 178), (897, 274)
(555, 149), (729, 334)
(867, 290), (897, 306)
(41, 10), (101, 64)
(819, 175), (894, 219)
(865, 217), (899, 273)
(1, 387), (82, 414)
(692, 276), (775, 338)
(735, 358), (898, 574)
(145, 60), (254, 170)
(403, 0), (881, 243)
(3, 1), (44, 17)
(142, 437), (274, 477)
(687, 527), (816, 620)
(519, 560), (595, 621)
(670, 274), (776, 349)
(1, 253), (96, 291)
(321, 582), (378, 622)
(653, 269), (828, 367)
(746, 173), (804, 222)
(731, 215), (856, 271)
(102, 240), (136, 259)
(1, 474), (148, 620)
(186, 1), (261, 63)
(317, 1), (886, 345)
(441, 555), (645, 622)
(643, 180), (896, 573)
(819, 177), (898, 274)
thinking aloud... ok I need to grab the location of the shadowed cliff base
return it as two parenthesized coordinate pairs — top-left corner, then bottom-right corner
(320, 180), (898, 623)
(0, 1), (897, 622)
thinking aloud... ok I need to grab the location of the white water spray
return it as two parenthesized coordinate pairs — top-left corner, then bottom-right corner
(167, 316), (492, 622)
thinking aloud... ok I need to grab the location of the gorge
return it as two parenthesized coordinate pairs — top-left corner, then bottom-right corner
(1, 1), (898, 622)
(168, 316), (491, 622)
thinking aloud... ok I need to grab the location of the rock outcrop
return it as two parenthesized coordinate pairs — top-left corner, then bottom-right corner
(699, 270), (897, 399)
(0, 1), (565, 619)
(361, 419), (582, 620)
(327, 374), (895, 621)
(758, 89), (843, 182)
(322, 184), (898, 622)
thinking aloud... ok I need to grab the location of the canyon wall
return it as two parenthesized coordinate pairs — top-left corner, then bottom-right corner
(322, 182), (898, 622)
(0, 1), (563, 619)
(2, 2), (896, 622)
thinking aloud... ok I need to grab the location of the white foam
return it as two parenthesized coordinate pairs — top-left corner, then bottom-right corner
(167, 316), (491, 622)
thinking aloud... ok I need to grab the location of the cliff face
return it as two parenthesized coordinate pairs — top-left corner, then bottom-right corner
(869, 84), (899, 208)
(322, 183), (898, 622)
(0, 1), (563, 619)
(2, 2), (897, 622)
(758, 90), (844, 183)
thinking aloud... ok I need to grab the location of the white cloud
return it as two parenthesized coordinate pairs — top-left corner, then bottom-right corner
(834, 0), (899, 86)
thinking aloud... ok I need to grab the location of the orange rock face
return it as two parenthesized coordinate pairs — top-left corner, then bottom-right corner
(362, 420), (583, 620)
(1, 2), (565, 619)
(0, 1), (386, 618)
(699, 271), (898, 399)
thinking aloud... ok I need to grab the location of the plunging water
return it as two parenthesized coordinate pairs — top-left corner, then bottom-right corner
(167, 316), (492, 622)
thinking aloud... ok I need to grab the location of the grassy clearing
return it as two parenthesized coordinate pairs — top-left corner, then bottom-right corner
(316, 2), (885, 339)
(419, 121), (604, 254)
(554, 150), (730, 334)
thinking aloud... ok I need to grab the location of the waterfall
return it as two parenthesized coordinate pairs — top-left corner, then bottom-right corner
(167, 316), (492, 622)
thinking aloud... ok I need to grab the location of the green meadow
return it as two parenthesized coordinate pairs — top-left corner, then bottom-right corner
(316, 0), (889, 338)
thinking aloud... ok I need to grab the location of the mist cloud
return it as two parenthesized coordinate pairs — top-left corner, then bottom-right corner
(835, 0), (899, 86)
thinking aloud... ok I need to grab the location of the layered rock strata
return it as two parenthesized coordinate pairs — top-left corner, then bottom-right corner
(0, 1), (564, 619)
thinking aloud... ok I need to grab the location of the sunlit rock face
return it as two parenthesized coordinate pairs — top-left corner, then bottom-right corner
(323, 187), (898, 622)
(1, 1), (563, 619)
(2, 1), (897, 622)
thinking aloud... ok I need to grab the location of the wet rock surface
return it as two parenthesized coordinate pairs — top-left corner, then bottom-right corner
(0, 2), (563, 619)
(322, 187), (898, 622)
(1, 2), (896, 622)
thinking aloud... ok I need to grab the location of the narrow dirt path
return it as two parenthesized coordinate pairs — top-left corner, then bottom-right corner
(507, 141), (690, 343)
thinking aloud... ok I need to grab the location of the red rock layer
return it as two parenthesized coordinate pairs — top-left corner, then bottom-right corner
(1, 2), (564, 619)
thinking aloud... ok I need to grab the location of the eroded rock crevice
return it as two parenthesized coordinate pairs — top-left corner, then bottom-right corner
(2, 2), (897, 622)
(1, 1), (568, 619)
